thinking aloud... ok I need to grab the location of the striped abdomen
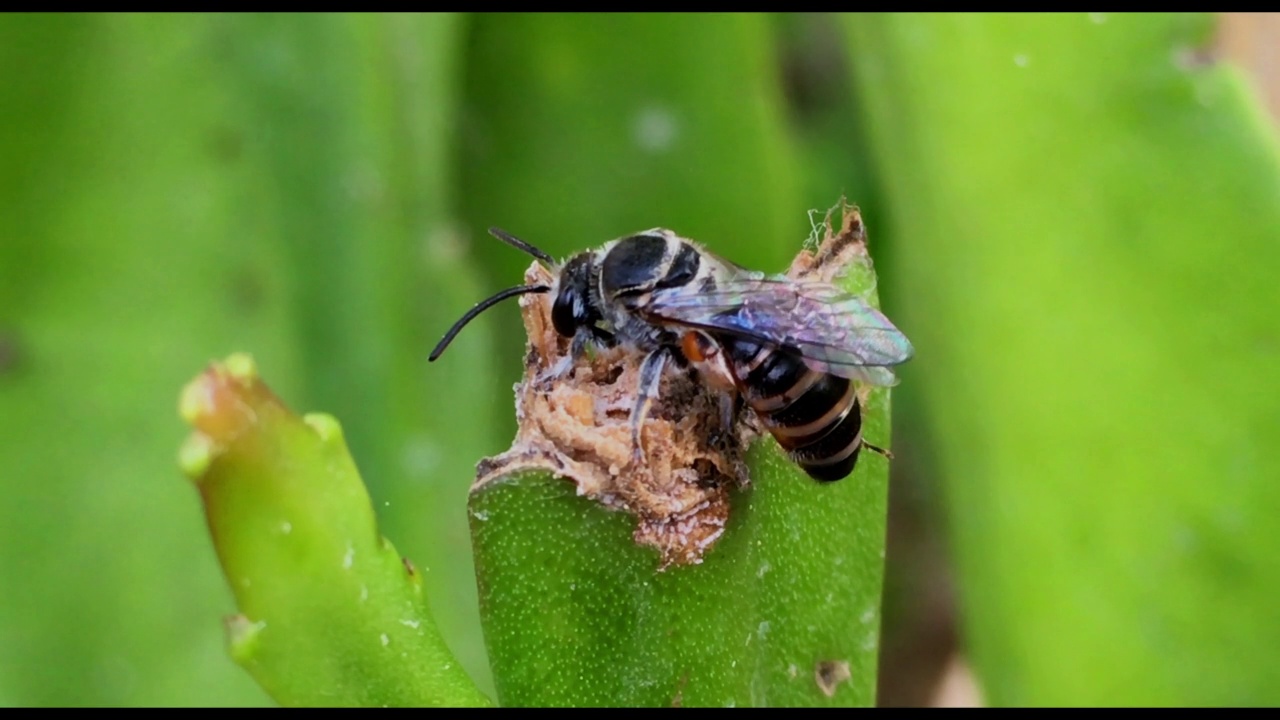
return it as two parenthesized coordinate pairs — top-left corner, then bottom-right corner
(722, 337), (864, 482)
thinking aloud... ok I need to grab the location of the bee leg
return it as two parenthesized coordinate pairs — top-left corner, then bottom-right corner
(706, 392), (738, 452)
(861, 440), (894, 460)
(628, 347), (670, 467)
(719, 392), (736, 435)
(590, 326), (616, 348)
(539, 327), (613, 386)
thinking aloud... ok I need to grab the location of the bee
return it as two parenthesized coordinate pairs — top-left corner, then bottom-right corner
(429, 225), (914, 482)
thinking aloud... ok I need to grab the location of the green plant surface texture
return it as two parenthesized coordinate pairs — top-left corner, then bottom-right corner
(0, 13), (494, 705)
(178, 354), (488, 707)
(846, 12), (1280, 705)
(468, 217), (895, 707)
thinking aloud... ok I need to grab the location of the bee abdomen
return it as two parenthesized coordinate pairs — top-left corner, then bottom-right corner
(730, 339), (808, 402)
(725, 339), (864, 482)
(786, 399), (864, 482)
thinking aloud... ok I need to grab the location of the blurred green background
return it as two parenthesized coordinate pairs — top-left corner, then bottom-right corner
(2, 12), (1279, 707)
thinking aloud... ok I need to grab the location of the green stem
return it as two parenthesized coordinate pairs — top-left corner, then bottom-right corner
(178, 354), (490, 707)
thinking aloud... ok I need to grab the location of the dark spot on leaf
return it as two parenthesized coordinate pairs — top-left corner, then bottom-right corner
(228, 267), (266, 314)
(402, 557), (416, 576)
(670, 670), (690, 708)
(207, 124), (244, 163)
(0, 328), (23, 376)
(815, 659), (851, 698)
(1255, 332), (1279, 355)
(204, 17), (237, 63)
(1172, 43), (1219, 71)
(458, 102), (493, 162)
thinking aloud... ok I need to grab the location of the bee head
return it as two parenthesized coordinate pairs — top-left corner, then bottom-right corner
(429, 226), (704, 362)
(551, 252), (602, 338)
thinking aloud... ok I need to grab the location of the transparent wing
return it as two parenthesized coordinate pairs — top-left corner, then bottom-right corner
(645, 275), (914, 386)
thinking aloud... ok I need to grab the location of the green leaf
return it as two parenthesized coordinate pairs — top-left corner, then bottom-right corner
(178, 354), (490, 707)
(469, 207), (895, 707)
(846, 12), (1280, 706)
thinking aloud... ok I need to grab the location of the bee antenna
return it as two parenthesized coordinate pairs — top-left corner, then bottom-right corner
(489, 227), (556, 265)
(429, 284), (551, 362)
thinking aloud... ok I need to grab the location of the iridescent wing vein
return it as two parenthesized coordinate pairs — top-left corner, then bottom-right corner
(645, 275), (914, 386)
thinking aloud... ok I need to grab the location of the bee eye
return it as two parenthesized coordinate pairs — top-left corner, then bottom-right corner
(552, 288), (586, 335)
(551, 291), (580, 337)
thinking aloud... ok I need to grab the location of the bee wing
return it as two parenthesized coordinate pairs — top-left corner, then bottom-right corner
(645, 275), (914, 386)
